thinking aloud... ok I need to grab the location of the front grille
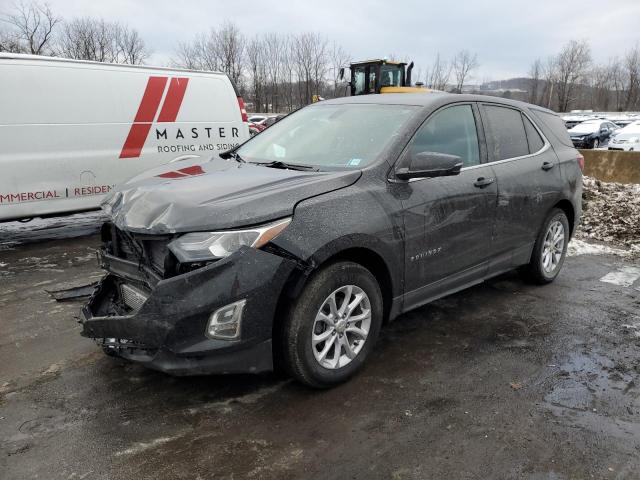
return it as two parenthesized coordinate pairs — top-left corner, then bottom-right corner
(120, 283), (149, 313)
(144, 240), (169, 273)
(104, 223), (172, 277)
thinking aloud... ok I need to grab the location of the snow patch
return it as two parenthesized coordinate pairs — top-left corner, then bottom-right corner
(567, 239), (629, 257)
(599, 266), (640, 287)
(115, 436), (177, 456)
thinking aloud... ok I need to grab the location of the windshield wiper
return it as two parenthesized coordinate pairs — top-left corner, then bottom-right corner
(252, 160), (318, 171)
(219, 149), (245, 163)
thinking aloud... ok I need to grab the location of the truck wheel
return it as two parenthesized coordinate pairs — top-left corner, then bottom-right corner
(281, 261), (383, 388)
(519, 208), (569, 284)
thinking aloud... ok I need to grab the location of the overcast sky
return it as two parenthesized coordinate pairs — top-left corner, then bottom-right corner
(33, 0), (640, 81)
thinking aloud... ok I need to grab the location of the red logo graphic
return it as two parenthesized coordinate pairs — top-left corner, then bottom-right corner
(120, 76), (189, 159)
(156, 165), (205, 179)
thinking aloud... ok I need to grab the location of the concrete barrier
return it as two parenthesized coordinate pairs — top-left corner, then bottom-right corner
(580, 149), (640, 184)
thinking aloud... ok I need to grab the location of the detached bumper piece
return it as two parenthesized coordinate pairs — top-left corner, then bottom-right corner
(81, 247), (296, 375)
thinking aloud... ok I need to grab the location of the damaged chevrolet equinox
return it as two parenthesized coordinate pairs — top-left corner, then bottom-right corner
(82, 94), (583, 388)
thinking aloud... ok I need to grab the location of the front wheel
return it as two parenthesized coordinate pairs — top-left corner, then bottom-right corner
(592, 138), (600, 149)
(519, 209), (570, 284)
(281, 261), (383, 388)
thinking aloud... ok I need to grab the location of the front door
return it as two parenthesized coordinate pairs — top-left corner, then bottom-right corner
(398, 103), (498, 311)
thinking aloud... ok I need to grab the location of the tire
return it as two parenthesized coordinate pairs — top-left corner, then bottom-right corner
(281, 261), (383, 388)
(592, 138), (600, 149)
(519, 208), (570, 284)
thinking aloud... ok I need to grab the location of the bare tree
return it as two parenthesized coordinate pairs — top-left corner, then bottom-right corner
(58, 18), (115, 62)
(554, 40), (591, 112)
(452, 50), (478, 93)
(57, 18), (147, 64)
(245, 36), (266, 111)
(115, 24), (148, 64)
(528, 58), (543, 104)
(329, 42), (350, 97)
(262, 33), (285, 111)
(0, 27), (22, 52)
(623, 45), (640, 110)
(215, 21), (244, 87)
(425, 53), (451, 90)
(292, 32), (328, 105)
(2, 0), (60, 54)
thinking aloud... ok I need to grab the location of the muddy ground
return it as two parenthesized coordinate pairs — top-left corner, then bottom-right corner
(1, 226), (640, 479)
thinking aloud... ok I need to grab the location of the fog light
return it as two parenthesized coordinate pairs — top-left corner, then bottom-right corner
(206, 300), (246, 340)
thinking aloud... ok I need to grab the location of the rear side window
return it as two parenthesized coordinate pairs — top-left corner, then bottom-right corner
(530, 109), (573, 147)
(523, 115), (545, 153)
(482, 105), (529, 161)
(409, 104), (480, 167)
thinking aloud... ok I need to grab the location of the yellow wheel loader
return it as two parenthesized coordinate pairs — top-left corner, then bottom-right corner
(339, 59), (433, 96)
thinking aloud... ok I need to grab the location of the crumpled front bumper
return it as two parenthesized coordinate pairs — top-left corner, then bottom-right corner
(81, 246), (297, 375)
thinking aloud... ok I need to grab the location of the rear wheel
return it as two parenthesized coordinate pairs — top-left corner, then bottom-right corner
(519, 208), (569, 284)
(281, 261), (383, 388)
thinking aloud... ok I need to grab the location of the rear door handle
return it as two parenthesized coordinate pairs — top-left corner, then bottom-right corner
(541, 161), (555, 171)
(474, 177), (495, 188)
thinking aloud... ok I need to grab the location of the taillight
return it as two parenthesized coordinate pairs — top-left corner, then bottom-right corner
(577, 152), (585, 172)
(237, 96), (248, 123)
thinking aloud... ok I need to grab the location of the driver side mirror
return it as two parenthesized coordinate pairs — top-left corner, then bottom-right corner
(395, 152), (463, 180)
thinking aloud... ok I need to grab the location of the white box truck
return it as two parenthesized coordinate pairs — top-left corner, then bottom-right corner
(0, 53), (250, 221)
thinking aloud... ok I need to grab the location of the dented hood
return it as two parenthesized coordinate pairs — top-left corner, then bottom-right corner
(102, 158), (361, 234)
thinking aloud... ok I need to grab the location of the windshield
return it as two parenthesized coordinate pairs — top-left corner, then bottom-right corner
(236, 104), (418, 170)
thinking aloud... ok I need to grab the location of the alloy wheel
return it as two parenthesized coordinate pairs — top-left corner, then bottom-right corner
(311, 285), (372, 369)
(542, 220), (565, 274)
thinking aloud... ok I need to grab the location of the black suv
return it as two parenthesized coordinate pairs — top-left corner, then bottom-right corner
(82, 94), (583, 388)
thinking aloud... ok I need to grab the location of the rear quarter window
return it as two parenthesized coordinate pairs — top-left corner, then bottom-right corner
(530, 109), (573, 148)
(522, 114), (545, 153)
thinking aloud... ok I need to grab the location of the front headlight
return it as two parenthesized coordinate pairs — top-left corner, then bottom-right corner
(168, 217), (291, 263)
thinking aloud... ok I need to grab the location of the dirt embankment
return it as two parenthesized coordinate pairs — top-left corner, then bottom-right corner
(577, 176), (640, 255)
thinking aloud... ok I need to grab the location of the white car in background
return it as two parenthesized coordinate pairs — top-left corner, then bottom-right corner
(608, 123), (640, 151)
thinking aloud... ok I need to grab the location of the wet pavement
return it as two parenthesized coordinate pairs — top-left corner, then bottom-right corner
(1, 224), (640, 479)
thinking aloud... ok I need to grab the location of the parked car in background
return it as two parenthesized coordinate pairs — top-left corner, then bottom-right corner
(567, 120), (619, 149)
(82, 93), (582, 388)
(248, 115), (268, 125)
(248, 122), (265, 136)
(608, 123), (640, 151)
(0, 53), (250, 222)
(263, 114), (287, 128)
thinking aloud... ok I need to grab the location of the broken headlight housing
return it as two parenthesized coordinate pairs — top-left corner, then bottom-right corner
(167, 218), (291, 263)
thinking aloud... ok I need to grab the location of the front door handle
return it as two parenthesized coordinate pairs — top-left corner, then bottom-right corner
(541, 161), (555, 171)
(474, 177), (495, 188)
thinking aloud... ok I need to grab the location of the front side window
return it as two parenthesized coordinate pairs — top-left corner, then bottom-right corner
(483, 105), (529, 161)
(408, 104), (480, 167)
(236, 104), (418, 170)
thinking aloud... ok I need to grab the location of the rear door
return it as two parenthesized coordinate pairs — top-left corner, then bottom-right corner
(479, 103), (563, 273)
(399, 103), (498, 310)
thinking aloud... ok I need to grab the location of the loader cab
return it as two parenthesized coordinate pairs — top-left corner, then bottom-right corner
(346, 60), (409, 96)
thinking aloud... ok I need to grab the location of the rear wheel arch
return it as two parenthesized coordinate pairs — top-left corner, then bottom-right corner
(552, 199), (575, 237)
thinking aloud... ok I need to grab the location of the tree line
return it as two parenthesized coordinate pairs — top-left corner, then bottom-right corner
(528, 40), (640, 112)
(3, 1), (639, 113)
(0, 1), (148, 65)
